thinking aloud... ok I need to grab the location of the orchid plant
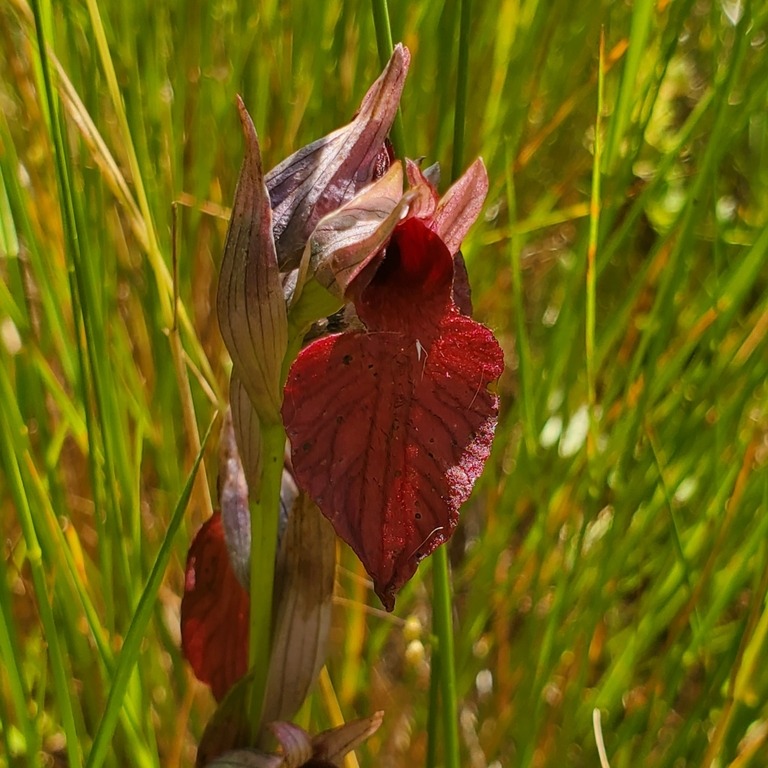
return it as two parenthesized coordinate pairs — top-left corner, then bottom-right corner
(181, 43), (503, 764)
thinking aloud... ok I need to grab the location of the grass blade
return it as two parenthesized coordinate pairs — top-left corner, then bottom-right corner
(86, 413), (217, 768)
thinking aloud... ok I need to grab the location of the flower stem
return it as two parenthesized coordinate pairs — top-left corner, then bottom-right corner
(370, 3), (466, 765)
(430, 2), (473, 766)
(247, 419), (286, 740)
(370, 0), (407, 159)
(431, 547), (461, 768)
(425, 642), (441, 768)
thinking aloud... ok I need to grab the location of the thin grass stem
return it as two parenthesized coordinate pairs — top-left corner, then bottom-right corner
(425, 646), (441, 768)
(370, 0), (407, 159)
(451, 0), (471, 181)
(0, 497), (37, 757)
(428, 2), (474, 765)
(505, 152), (536, 456)
(0, 362), (83, 768)
(431, 547), (460, 768)
(585, 29), (604, 461)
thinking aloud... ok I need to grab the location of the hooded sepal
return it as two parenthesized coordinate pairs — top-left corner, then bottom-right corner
(301, 161), (441, 307)
(305, 162), (406, 300)
(266, 45), (410, 269)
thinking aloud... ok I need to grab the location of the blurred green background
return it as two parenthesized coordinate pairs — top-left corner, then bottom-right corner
(1, 0), (767, 766)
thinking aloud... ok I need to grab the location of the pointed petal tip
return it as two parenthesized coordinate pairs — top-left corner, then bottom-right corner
(376, 583), (396, 613)
(472, 155), (488, 178)
(369, 42), (410, 101)
(315, 711), (386, 760)
(393, 42), (411, 67)
(235, 95), (258, 147)
(463, 156), (489, 191)
(474, 157), (489, 189)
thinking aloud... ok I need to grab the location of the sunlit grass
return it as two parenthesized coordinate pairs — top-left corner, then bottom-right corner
(1, 0), (767, 766)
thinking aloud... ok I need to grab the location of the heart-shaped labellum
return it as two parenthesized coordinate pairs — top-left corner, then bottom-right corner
(283, 218), (503, 609)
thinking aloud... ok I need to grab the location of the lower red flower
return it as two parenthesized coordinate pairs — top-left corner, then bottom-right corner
(181, 511), (250, 700)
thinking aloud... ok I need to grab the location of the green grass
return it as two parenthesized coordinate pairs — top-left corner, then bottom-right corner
(2, 0), (768, 766)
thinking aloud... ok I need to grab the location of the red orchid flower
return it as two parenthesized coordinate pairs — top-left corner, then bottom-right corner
(282, 161), (504, 610)
(181, 414), (334, 713)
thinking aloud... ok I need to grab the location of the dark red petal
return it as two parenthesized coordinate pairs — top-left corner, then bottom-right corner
(356, 217), (454, 335)
(282, 308), (503, 610)
(451, 251), (473, 316)
(181, 511), (249, 700)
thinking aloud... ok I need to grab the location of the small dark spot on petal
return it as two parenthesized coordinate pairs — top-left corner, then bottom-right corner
(343, 354), (353, 365)
(336, 415), (344, 424)
(415, 512), (422, 520)
(302, 441), (312, 452)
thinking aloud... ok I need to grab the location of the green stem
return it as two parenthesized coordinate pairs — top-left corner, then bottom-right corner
(431, 3), (472, 766)
(247, 420), (286, 739)
(432, 547), (461, 768)
(425, 646), (441, 768)
(370, 0), (407, 159)
(505, 154), (537, 457)
(371, 4), (466, 765)
(451, 0), (472, 181)
(586, 29), (604, 462)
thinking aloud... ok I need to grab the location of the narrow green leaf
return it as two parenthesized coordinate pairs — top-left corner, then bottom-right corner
(86, 413), (218, 768)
